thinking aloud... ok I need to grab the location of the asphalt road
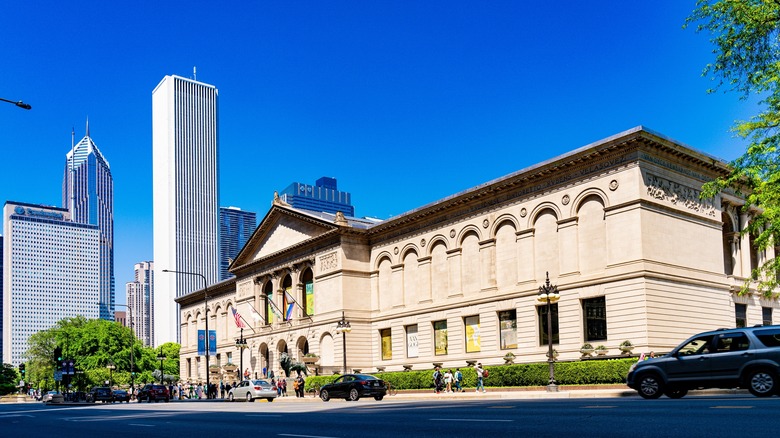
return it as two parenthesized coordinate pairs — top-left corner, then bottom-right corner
(2, 395), (779, 438)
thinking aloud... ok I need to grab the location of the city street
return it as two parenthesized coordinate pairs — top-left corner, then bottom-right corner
(1, 394), (778, 438)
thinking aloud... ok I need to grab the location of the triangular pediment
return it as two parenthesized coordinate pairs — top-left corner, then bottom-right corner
(233, 206), (337, 266)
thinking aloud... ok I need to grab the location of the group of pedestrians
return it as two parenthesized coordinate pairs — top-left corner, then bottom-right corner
(432, 363), (486, 393)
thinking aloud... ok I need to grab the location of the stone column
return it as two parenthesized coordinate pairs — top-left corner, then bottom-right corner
(740, 212), (752, 278)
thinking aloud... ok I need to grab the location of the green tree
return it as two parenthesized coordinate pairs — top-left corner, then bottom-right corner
(687, 1), (780, 296)
(0, 363), (20, 395)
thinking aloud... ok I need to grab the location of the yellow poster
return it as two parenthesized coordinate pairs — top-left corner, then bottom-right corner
(434, 321), (448, 355)
(305, 282), (314, 316)
(381, 329), (392, 360)
(465, 316), (481, 353)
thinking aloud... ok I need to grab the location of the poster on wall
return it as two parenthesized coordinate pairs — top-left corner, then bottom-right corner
(465, 316), (481, 353)
(305, 282), (314, 316)
(499, 310), (518, 349)
(434, 320), (448, 355)
(406, 325), (418, 358)
(381, 329), (392, 360)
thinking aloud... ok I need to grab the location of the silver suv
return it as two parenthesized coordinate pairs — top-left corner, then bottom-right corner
(627, 325), (780, 399)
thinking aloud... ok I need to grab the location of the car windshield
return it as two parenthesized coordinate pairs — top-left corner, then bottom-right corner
(252, 380), (270, 385)
(354, 374), (379, 381)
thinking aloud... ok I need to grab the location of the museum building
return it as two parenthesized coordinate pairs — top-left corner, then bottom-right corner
(175, 127), (778, 382)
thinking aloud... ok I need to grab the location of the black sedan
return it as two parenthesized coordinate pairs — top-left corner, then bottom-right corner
(112, 389), (131, 403)
(319, 374), (387, 402)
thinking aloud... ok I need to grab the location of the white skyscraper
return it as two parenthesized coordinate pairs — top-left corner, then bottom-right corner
(152, 75), (219, 346)
(2, 202), (100, 366)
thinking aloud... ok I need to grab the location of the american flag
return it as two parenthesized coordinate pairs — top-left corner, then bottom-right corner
(231, 307), (245, 328)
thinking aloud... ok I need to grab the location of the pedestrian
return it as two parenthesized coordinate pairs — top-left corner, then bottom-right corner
(296, 374), (306, 398)
(219, 380), (225, 398)
(432, 367), (443, 394)
(244, 368), (250, 381)
(444, 369), (453, 393)
(454, 368), (463, 392)
(274, 378), (281, 397)
(280, 378), (287, 396)
(475, 363), (486, 393)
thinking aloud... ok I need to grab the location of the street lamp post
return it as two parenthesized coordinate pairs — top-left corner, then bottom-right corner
(157, 346), (166, 385)
(334, 312), (352, 374)
(0, 97), (32, 110)
(107, 362), (116, 387)
(162, 269), (210, 398)
(537, 272), (561, 392)
(115, 303), (135, 394)
(236, 328), (248, 380)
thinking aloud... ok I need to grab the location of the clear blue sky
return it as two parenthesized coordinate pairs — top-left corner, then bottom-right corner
(1, 1), (755, 305)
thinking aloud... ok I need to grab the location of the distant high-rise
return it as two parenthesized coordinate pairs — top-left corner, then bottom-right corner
(279, 176), (354, 216)
(62, 121), (114, 320)
(219, 207), (256, 281)
(126, 261), (154, 346)
(152, 75), (219, 346)
(2, 202), (100, 366)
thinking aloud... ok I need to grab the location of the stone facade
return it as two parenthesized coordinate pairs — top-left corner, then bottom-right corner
(175, 127), (778, 383)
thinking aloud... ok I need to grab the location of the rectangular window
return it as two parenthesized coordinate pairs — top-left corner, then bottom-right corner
(499, 310), (518, 349)
(735, 303), (747, 328)
(582, 297), (607, 342)
(464, 315), (481, 353)
(763, 307), (773, 326)
(538, 303), (559, 346)
(406, 325), (418, 358)
(380, 328), (392, 360)
(433, 320), (448, 356)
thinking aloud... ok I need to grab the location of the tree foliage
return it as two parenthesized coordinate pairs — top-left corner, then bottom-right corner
(22, 317), (180, 390)
(687, 0), (780, 296)
(0, 363), (20, 395)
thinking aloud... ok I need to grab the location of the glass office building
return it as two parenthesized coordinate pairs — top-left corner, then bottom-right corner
(219, 207), (256, 281)
(2, 202), (100, 366)
(279, 176), (354, 216)
(126, 261), (154, 346)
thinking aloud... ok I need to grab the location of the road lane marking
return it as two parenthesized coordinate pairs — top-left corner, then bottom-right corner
(127, 423), (155, 427)
(430, 418), (513, 422)
(711, 406), (753, 409)
(279, 434), (340, 438)
(581, 406), (618, 409)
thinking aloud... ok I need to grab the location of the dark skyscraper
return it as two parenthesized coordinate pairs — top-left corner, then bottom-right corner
(62, 121), (115, 320)
(219, 207), (256, 280)
(279, 176), (354, 216)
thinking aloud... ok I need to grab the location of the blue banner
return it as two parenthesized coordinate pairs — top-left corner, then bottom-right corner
(197, 330), (205, 356)
(198, 329), (218, 355)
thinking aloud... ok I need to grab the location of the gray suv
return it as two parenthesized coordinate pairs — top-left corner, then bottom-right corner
(627, 325), (780, 399)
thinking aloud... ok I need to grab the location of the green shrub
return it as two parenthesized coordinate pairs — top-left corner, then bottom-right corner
(303, 359), (637, 392)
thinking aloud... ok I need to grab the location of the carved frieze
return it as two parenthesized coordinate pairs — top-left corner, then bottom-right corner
(645, 173), (715, 217)
(237, 279), (253, 299)
(320, 252), (339, 272)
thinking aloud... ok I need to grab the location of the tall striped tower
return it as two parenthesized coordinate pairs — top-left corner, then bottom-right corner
(152, 75), (219, 346)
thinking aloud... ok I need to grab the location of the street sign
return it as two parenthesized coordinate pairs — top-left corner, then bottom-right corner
(54, 370), (62, 382)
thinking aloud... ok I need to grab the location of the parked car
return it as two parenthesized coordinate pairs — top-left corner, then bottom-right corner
(112, 389), (131, 403)
(319, 373), (387, 402)
(627, 325), (780, 399)
(41, 391), (64, 404)
(137, 384), (170, 402)
(89, 386), (114, 403)
(228, 379), (277, 402)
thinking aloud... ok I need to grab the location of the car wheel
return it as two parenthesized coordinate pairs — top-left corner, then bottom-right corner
(664, 387), (688, 399)
(320, 389), (330, 402)
(266, 398), (274, 402)
(374, 395), (384, 401)
(246, 392), (253, 402)
(747, 369), (776, 397)
(637, 374), (663, 399)
(348, 387), (360, 401)
(147, 395), (153, 403)
(228, 393), (234, 402)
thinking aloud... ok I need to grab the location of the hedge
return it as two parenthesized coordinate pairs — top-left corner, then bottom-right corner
(304, 358), (637, 392)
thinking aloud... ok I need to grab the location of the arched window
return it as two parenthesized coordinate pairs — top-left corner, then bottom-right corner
(378, 257), (393, 310)
(461, 232), (481, 293)
(281, 275), (293, 321)
(534, 209), (559, 281)
(577, 195), (606, 274)
(403, 250), (418, 306)
(263, 281), (274, 324)
(431, 242), (449, 301)
(495, 221), (518, 289)
(722, 212), (736, 276)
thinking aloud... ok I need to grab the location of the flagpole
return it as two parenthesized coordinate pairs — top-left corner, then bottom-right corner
(264, 294), (291, 325)
(284, 291), (313, 321)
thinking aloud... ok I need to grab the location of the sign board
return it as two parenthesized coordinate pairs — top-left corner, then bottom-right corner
(54, 370), (62, 382)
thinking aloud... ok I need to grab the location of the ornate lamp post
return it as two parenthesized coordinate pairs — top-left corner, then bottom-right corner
(537, 272), (561, 392)
(163, 269), (210, 397)
(334, 312), (352, 374)
(236, 328), (249, 380)
(0, 97), (31, 110)
(106, 362), (116, 387)
(157, 346), (166, 385)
